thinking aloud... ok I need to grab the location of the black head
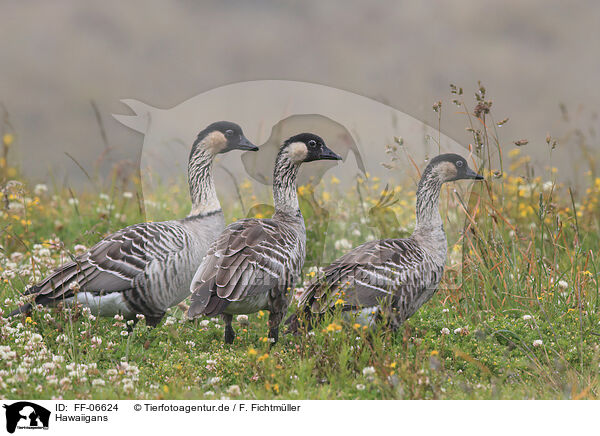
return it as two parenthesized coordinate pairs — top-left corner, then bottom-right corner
(425, 153), (484, 182)
(282, 133), (342, 164)
(195, 121), (258, 155)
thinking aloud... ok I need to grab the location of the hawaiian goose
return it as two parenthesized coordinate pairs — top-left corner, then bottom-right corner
(10, 121), (258, 326)
(286, 153), (483, 332)
(187, 133), (342, 344)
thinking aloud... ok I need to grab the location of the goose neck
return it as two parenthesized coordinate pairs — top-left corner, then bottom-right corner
(272, 153), (301, 216)
(413, 171), (443, 235)
(188, 144), (220, 217)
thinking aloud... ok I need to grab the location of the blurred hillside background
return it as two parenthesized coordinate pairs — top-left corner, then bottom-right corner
(1, 0), (599, 192)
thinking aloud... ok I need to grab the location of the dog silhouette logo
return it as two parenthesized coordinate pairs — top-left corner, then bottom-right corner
(2, 402), (50, 433)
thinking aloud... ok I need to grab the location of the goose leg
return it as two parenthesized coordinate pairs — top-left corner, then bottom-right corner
(267, 310), (283, 345)
(145, 312), (166, 328)
(223, 313), (235, 344)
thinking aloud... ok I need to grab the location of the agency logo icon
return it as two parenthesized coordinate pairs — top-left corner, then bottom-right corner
(2, 402), (50, 434)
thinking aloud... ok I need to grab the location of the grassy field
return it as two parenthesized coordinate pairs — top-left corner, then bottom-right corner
(1, 85), (599, 400)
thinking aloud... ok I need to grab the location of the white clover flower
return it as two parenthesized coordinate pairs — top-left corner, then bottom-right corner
(533, 339), (543, 347)
(10, 252), (24, 263)
(226, 385), (241, 396)
(441, 328), (450, 335)
(334, 238), (353, 251)
(199, 320), (210, 327)
(92, 379), (105, 387)
(42, 362), (56, 372)
(204, 391), (215, 397)
(106, 369), (118, 377)
(122, 379), (134, 393)
(362, 366), (376, 376)
(236, 315), (249, 325)
(356, 384), (366, 391)
(123, 191), (134, 199)
(99, 193), (110, 201)
(34, 184), (48, 195)
(558, 280), (568, 290)
(91, 336), (102, 346)
(522, 315), (532, 320)
(73, 244), (87, 255)
(442, 308), (449, 313)
(29, 333), (43, 344)
(454, 327), (463, 334)
(164, 316), (177, 326)
(293, 287), (306, 301)
(67, 198), (79, 206)
(136, 314), (145, 320)
(208, 377), (221, 385)
(38, 248), (51, 257)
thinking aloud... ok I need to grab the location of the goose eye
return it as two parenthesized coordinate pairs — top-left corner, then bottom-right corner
(456, 161), (464, 167)
(225, 129), (234, 138)
(308, 140), (316, 147)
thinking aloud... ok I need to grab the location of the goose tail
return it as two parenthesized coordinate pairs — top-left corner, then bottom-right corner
(8, 302), (33, 318)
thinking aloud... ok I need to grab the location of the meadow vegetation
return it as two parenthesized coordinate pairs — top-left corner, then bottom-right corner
(1, 84), (599, 399)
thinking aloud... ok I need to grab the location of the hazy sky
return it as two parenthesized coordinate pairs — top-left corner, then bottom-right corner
(1, 1), (598, 190)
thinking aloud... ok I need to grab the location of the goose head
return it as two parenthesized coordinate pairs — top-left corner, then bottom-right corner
(191, 121), (258, 158)
(281, 133), (342, 164)
(424, 153), (483, 183)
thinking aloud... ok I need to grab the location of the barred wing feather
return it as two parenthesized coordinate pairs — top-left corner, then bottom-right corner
(303, 238), (429, 313)
(189, 218), (299, 317)
(25, 221), (187, 303)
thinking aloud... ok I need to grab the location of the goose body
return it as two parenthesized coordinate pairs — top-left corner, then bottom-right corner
(188, 133), (342, 343)
(287, 153), (483, 331)
(10, 122), (257, 326)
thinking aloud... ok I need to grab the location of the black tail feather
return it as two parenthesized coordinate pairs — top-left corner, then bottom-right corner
(8, 302), (33, 318)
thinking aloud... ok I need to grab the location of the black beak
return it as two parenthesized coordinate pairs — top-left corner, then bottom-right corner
(318, 145), (343, 161)
(235, 135), (259, 151)
(465, 167), (484, 180)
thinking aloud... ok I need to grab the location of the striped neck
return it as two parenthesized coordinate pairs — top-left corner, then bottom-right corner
(413, 167), (443, 235)
(187, 138), (220, 217)
(272, 150), (301, 216)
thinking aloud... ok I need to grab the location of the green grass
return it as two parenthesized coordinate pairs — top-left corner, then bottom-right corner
(1, 83), (599, 399)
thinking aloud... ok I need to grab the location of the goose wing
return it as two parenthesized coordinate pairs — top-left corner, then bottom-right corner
(188, 218), (296, 317)
(25, 221), (187, 304)
(301, 238), (429, 313)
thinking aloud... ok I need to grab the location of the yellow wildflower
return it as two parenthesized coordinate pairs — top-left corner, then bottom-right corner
(3, 133), (14, 146)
